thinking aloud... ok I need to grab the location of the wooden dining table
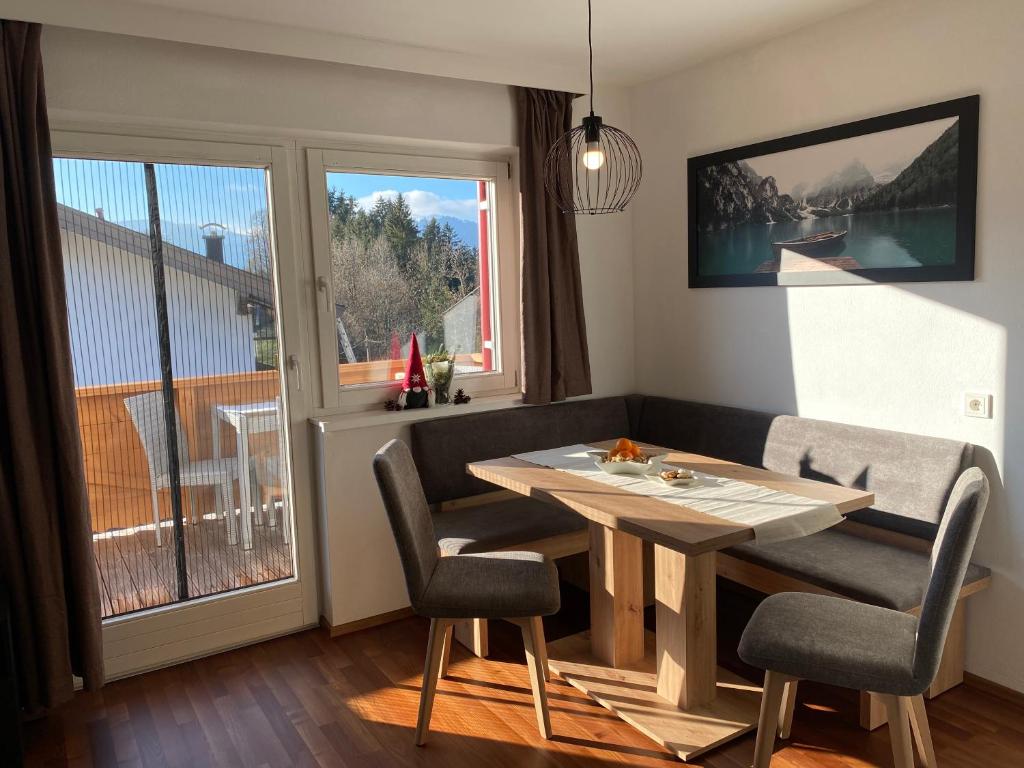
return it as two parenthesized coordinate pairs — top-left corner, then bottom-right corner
(468, 439), (874, 762)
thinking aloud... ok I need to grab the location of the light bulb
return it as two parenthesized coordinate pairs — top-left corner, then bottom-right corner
(582, 141), (605, 170)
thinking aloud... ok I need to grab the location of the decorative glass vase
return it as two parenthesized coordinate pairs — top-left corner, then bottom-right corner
(426, 358), (454, 405)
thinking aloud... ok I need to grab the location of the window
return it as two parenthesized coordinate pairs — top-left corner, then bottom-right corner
(307, 150), (519, 408)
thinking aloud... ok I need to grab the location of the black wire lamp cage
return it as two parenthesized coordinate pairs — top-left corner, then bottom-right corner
(543, 0), (642, 215)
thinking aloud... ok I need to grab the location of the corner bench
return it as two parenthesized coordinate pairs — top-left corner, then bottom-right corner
(409, 395), (991, 729)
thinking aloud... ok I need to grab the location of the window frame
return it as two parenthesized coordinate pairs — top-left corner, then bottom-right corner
(306, 148), (520, 410)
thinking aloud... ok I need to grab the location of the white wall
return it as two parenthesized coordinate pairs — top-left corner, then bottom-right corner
(630, 0), (1024, 691)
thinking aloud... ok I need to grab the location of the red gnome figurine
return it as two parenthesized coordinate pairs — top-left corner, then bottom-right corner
(397, 333), (432, 409)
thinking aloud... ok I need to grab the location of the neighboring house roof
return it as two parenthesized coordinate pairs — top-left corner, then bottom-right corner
(57, 203), (273, 305)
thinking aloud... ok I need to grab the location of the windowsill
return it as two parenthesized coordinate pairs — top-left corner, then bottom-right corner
(310, 392), (526, 433)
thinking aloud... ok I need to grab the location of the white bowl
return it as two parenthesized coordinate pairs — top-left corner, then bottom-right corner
(593, 452), (665, 476)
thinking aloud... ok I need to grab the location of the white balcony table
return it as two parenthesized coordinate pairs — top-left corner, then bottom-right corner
(211, 400), (280, 550)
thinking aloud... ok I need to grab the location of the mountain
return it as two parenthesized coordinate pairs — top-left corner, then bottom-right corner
(857, 121), (960, 211)
(751, 176), (801, 224)
(805, 159), (876, 211)
(416, 215), (478, 249)
(697, 161), (800, 229)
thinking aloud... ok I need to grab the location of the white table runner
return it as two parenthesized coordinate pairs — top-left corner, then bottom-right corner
(512, 444), (843, 544)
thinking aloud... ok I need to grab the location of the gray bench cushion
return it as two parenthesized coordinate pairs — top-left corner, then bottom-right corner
(411, 396), (631, 504)
(762, 415), (973, 538)
(635, 396), (774, 469)
(635, 397), (973, 539)
(434, 497), (586, 556)
(727, 529), (991, 611)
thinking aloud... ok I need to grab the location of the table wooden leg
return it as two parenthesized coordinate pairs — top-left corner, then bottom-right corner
(655, 546), (717, 709)
(589, 523), (644, 668)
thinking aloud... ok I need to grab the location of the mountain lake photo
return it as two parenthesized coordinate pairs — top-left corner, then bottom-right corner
(688, 98), (977, 287)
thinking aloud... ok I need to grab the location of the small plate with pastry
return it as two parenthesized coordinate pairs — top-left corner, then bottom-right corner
(656, 467), (700, 487)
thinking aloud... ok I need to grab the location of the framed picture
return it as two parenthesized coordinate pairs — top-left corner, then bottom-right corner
(688, 95), (978, 287)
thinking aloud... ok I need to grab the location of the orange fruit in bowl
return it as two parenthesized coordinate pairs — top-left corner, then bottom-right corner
(609, 437), (640, 460)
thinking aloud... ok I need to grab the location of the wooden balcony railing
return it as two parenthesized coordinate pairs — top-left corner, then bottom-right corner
(76, 357), (485, 532)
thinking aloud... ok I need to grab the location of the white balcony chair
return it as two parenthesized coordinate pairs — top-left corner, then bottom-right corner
(124, 391), (241, 547)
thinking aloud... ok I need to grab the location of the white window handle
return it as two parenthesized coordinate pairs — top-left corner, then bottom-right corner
(288, 354), (303, 391)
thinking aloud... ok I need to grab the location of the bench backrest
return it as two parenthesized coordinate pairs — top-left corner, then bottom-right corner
(635, 396), (973, 539)
(410, 396), (632, 504)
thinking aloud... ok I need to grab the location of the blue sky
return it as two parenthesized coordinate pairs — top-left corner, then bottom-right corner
(328, 173), (479, 222)
(52, 159), (482, 266)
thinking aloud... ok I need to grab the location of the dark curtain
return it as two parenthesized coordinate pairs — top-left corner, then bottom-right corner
(514, 87), (592, 404)
(0, 20), (103, 713)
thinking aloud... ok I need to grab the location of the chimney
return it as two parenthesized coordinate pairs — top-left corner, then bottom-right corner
(200, 223), (226, 263)
(95, 207), (105, 220)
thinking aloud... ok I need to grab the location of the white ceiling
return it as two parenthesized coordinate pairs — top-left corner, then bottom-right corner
(20, 0), (875, 90)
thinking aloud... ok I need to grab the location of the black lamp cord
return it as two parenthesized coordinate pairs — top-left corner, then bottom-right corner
(588, 0), (595, 116)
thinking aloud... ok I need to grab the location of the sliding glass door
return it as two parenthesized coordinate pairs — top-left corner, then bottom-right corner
(52, 133), (314, 675)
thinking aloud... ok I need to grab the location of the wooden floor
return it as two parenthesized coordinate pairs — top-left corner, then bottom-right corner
(93, 513), (293, 617)
(24, 583), (1024, 767)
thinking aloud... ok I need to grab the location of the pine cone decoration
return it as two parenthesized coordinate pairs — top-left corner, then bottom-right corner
(453, 388), (471, 405)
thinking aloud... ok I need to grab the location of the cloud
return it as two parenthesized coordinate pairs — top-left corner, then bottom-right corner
(354, 189), (477, 221)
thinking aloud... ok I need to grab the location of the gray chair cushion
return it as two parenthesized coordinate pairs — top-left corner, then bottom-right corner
(726, 529), (990, 611)
(417, 551), (560, 619)
(739, 592), (924, 696)
(434, 497), (586, 556)
(373, 440), (439, 605)
(411, 396), (631, 504)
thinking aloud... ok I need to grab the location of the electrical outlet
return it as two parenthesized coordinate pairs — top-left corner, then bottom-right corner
(964, 392), (993, 419)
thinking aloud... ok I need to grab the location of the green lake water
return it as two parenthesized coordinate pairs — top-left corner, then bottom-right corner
(697, 207), (957, 275)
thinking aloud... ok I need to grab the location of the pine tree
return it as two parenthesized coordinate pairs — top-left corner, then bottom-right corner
(326, 187), (481, 361)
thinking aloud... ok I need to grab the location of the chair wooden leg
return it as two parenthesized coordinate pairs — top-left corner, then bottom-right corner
(529, 617), (550, 681)
(778, 679), (798, 739)
(415, 619), (450, 746)
(517, 617), (553, 739)
(908, 694), (937, 768)
(753, 670), (791, 768)
(880, 694), (914, 768)
(439, 624), (454, 679)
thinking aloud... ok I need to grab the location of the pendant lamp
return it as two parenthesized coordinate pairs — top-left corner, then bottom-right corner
(543, 0), (642, 214)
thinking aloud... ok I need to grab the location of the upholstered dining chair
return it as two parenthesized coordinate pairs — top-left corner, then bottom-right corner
(124, 391), (241, 546)
(739, 467), (989, 768)
(372, 439), (560, 745)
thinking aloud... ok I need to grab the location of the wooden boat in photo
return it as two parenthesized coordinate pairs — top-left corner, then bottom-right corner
(772, 229), (847, 252)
